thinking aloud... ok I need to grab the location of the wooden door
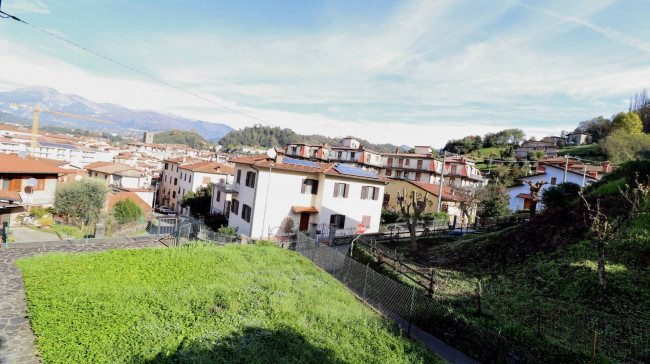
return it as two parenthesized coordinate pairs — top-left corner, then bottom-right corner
(523, 199), (533, 210)
(299, 213), (310, 231)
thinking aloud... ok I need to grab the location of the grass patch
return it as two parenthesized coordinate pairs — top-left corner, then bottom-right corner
(558, 143), (605, 160)
(17, 243), (443, 363)
(51, 224), (93, 239)
(589, 177), (627, 196)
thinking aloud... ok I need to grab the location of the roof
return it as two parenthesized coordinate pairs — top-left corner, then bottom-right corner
(107, 191), (153, 212)
(0, 153), (69, 174)
(163, 157), (202, 164)
(25, 156), (69, 166)
(516, 193), (533, 199)
(180, 161), (235, 175)
(85, 162), (135, 175)
(291, 206), (318, 213)
(0, 190), (21, 202)
(405, 180), (465, 201)
(230, 155), (389, 183)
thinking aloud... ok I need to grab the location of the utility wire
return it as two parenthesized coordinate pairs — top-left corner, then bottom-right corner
(0, 10), (276, 127)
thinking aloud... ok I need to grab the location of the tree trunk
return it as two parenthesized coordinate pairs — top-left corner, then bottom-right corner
(409, 218), (418, 253)
(598, 239), (606, 290)
(530, 200), (537, 218)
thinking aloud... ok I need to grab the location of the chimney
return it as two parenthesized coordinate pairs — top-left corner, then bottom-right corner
(588, 171), (598, 179)
(602, 161), (610, 173)
(275, 153), (284, 164)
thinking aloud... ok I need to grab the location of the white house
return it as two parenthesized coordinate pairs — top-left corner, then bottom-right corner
(227, 154), (388, 239)
(176, 161), (234, 215)
(508, 163), (598, 212)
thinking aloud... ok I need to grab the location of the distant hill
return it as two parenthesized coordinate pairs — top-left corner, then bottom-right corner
(218, 125), (407, 153)
(0, 86), (233, 140)
(153, 130), (210, 150)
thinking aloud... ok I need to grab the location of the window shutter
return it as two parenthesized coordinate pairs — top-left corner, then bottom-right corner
(361, 186), (367, 199)
(312, 180), (319, 195)
(333, 183), (339, 197)
(362, 215), (371, 226)
(301, 179), (306, 193)
(340, 215), (346, 228)
(236, 170), (241, 183)
(251, 173), (256, 186)
(343, 184), (349, 198)
(373, 187), (379, 200)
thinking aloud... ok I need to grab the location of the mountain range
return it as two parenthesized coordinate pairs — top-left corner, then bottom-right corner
(0, 86), (233, 140)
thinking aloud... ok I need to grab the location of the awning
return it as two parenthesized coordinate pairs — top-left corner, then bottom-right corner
(0, 190), (21, 203)
(516, 193), (532, 200)
(292, 206), (318, 213)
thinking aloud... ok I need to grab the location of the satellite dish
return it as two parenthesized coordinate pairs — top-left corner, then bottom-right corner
(75, 175), (83, 181)
(17, 150), (27, 158)
(266, 148), (277, 159)
(27, 178), (38, 187)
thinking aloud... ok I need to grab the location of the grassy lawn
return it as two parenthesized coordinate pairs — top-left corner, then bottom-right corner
(558, 143), (606, 160)
(17, 243), (443, 364)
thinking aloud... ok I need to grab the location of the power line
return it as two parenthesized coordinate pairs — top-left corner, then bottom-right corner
(0, 9), (277, 127)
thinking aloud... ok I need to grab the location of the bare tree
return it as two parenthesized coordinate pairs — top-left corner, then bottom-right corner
(397, 189), (431, 252)
(629, 89), (650, 133)
(579, 182), (649, 291)
(454, 186), (480, 230)
(523, 180), (548, 217)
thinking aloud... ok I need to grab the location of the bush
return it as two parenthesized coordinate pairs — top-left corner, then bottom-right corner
(420, 212), (448, 221)
(541, 182), (581, 210)
(381, 209), (401, 224)
(112, 198), (143, 224)
(599, 131), (650, 163)
(217, 226), (237, 235)
(38, 217), (55, 227)
(31, 206), (52, 219)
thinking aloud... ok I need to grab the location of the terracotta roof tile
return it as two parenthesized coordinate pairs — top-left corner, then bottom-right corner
(0, 153), (69, 174)
(291, 206), (318, 213)
(0, 190), (21, 202)
(180, 161), (235, 175)
(107, 192), (153, 212)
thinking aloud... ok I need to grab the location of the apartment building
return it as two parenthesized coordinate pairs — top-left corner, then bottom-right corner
(176, 161), (234, 215)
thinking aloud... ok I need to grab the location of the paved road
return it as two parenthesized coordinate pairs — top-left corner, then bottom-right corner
(0, 239), (164, 364)
(9, 227), (59, 244)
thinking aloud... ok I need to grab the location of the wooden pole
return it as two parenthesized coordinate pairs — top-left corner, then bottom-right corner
(591, 330), (597, 364)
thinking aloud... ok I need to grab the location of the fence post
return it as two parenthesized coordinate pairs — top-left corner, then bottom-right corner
(362, 263), (369, 301)
(428, 268), (436, 297)
(84, 213), (91, 244)
(408, 285), (416, 336)
(591, 330), (597, 364)
(2, 221), (7, 248)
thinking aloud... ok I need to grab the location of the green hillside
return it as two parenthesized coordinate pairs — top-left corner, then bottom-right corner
(218, 125), (407, 153)
(153, 129), (210, 149)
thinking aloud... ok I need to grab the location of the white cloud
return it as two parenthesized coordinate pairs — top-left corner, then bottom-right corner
(2, 0), (50, 14)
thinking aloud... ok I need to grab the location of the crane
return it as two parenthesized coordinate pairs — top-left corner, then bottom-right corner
(9, 102), (114, 155)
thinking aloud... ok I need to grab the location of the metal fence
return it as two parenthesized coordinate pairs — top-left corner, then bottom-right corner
(293, 232), (545, 364)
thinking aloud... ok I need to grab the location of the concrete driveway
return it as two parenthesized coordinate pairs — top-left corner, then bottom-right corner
(9, 227), (59, 243)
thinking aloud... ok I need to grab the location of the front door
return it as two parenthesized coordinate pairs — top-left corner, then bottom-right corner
(299, 213), (310, 231)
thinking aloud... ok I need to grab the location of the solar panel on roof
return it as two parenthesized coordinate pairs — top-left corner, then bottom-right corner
(40, 142), (77, 150)
(333, 164), (380, 179)
(283, 157), (320, 168)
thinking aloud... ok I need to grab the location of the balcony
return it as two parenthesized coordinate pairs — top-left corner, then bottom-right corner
(216, 182), (239, 194)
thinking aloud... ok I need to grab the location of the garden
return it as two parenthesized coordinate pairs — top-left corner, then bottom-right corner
(17, 243), (443, 363)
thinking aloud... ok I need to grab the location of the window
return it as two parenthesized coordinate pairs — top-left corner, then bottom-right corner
(36, 178), (45, 190)
(245, 171), (256, 187)
(216, 191), (221, 202)
(417, 160), (423, 169)
(242, 204), (252, 222)
(405, 159), (410, 166)
(236, 170), (242, 184)
(387, 157), (393, 166)
(551, 177), (557, 185)
(301, 179), (319, 194)
(350, 152), (356, 160)
(415, 172), (422, 181)
(385, 170), (392, 176)
(338, 151), (342, 159)
(184, 173), (187, 181)
(361, 186), (379, 200)
(174, 178), (178, 186)
(396, 171), (402, 178)
(94, 172), (98, 177)
(8, 178), (21, 192)
(333, 183), (348, 198)
(231, 199), (239, 215)
(383, 193), (390, 207)
(172, 191), (176, 198)
(165, 162), (169, 170)
(366, 155), (370, 162)
(189, 175), (191, 183)
(330, 214), (346, 228)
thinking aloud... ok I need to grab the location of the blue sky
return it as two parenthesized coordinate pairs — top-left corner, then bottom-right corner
(1, 0), (649, 147)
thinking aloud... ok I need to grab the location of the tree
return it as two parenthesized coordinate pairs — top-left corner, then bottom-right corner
(476, 185), (511, 218)
(523, 180), (548, 217)
(575, 116), (611, 142)
(54, 179), (108, 231)
(454, 187), (479, 229)
(611, 112), (643, 135)
(629, 88), (650, 133)
(579, 183), (649, 291)
(540, 182), (580, 210)
(180, 186), (212, 217)
(396, 188), (431, 252)
(112, 198), (143, 224)
(600, 130), (650, 163)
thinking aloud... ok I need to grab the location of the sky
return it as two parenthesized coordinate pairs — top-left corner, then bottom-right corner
(1, 0), (649, 148)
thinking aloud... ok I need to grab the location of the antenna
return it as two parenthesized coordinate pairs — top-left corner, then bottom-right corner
(266, 148), (277, 160)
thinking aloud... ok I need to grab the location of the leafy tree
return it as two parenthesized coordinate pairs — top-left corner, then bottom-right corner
(476, 185), (511, 218)
(541, 182), (580, 210)
(180, 186), (212, 217)
(54, 179), (108, 231)
(112, 198), (143, 224)
(611, 112), (643, 135)
(153, 129), (210, 149)
(396, 189), (431, 252)
(575, 116), (611, 142)
(599, 130), (650, 163)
